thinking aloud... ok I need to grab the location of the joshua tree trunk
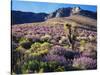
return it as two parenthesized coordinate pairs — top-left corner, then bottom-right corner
(66, 24), (77, 50)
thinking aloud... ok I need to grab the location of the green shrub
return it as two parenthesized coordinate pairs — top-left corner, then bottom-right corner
(19, 37), (29, 43)
(55, 66), (65, 72)
(21, 60), (40, 73)
(21, 59), (67, 73)
(29, 42), (50, 56)
(16, 46), (25, 53)
(39, 62), (49, 72)
(31, 42), (41, 51)
(80, 40), (86, 52)
(41, 42), (51, 49)
(40, 61), (59, 72)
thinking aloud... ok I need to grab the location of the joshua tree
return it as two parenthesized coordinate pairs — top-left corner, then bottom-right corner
(65, 23), (77, 50)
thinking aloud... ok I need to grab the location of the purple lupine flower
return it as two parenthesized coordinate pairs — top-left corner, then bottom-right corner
(50, 45), (80, 59)
(43, 54), (67, 65)
(82, 50), (97, 59)
(73, 56), (97, 69)
(49, 45), (67, 56)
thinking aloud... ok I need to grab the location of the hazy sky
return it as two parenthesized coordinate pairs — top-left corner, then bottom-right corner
(12, 0), (97, 13)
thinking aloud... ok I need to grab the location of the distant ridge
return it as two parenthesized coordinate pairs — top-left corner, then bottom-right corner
(11, 7), (97, 25)
(11, 11), (48, 25)
(46, 7), (97, 19)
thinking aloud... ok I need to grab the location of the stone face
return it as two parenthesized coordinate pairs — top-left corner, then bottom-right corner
(45, 7), (72, 19)
(45, 6), (96, 20)
(71, 7), (81, 15)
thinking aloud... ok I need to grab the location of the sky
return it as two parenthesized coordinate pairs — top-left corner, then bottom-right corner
(11, 0), (97, 13)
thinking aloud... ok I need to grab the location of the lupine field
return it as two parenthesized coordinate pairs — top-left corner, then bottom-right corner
(11, 16), (97, 74)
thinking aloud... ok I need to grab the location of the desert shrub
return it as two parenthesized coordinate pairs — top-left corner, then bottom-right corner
(30, 42), (50, 51)
(19, 37), (29, 43)
(29, 42), (50, 57)
(40, 34), (52, 42)
(30, 49), (48, 56)
(47, 61), (59, 72)
(16, 45), (28, 64)
(79, 39), (86, 52)
(12, 48), (25, 74)
(73, 56), (97, 69)
(82, 50), (97, 59)
(55, 66), (65, 72)
(49, 46), (67, 56)
(40, 61), (65, 72)
(21, 60), (62, 73)
(80, 40), (86, 46)
(39, 62), (50, 72)
(43, 54), (67, 65)
(42, 54), (73, 71)
(41, 42), (51, 49)
(12, 50), (21, 73)
(16, 46), (26, 53)
(30, 42), (41, 51)
(50, 46), (80, 59)
(21, 60), (40, 73)
(40, 61), (59, 72)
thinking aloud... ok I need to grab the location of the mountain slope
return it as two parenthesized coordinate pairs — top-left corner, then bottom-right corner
(46, 7), (97, 19)
(11, 11), (48, 25)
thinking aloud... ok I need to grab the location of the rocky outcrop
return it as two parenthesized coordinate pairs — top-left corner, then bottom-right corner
(46, 6), (97, 20)
(45, 7), (72, 19)
(71, 7), (81, 15)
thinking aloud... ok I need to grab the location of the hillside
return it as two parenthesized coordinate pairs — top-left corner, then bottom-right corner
(11, 11), (48, 25)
